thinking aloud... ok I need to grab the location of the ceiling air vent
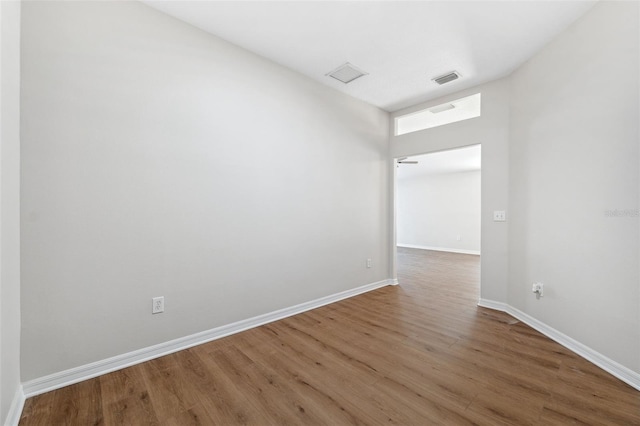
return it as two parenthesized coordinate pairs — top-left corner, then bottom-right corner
(432, 71), (460, 85)
(327, 63), (368, 84)
(429, 103), (455, 114)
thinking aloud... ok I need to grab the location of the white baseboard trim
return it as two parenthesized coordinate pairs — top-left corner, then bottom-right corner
(4, 386), (25, 426)
(397, 244), (480, 256)
(478, 298), (640, 391)
(390, 278), (399, 286)
(477, 298), (508, 311)
(22, 278), (394, 398)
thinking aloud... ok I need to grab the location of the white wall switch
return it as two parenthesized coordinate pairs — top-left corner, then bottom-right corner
(152, 296), (164, 314)
(366, 258), (372, 268)
(493, 210), (506, 222)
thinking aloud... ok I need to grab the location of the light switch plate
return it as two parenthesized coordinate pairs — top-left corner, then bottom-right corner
(493, 211), (506, 222)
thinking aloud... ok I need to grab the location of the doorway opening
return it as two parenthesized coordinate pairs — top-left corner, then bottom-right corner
(393, 144), (481, 291)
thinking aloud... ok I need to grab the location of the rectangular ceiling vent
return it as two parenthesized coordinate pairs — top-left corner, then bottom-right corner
(429, 103), (455, 114)
(432, 71), (460, 85)
(327, 63), (368, 84)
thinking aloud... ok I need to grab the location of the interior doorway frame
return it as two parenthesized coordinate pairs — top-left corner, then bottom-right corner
(390, 144), (482, 288)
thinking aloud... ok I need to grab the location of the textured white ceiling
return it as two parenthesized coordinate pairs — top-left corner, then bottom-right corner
(144, 1), (596, 112)
(397, 145), (481, 180)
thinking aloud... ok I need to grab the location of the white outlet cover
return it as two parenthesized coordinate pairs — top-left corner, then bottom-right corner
(532, 283), (544, 297)
(152, 296), (164, 314)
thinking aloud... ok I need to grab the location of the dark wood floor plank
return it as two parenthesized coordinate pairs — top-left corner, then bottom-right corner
(164, 404), (214, 426)
(171, 347), (240, 424)
(19, 248), (640, 425)
(18, 389), (57, 426)
(102, 392), (159, 426)
(139, 354), (194, 421)
(99, 364), (148, 407)
(193, 346), (276, 425)
(234, 333), (379, 425)
(242, 327), (402, 425)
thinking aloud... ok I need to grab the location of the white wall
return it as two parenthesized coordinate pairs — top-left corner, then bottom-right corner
(397, 170), (480, 254)
(0, 0), (22, 423)
(509, 1), (639, 372)
(391, 79), (510, 302)
(20, 1), (390, 381)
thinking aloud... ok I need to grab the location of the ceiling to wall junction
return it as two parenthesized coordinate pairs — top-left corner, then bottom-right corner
(144, 1), (596, 112)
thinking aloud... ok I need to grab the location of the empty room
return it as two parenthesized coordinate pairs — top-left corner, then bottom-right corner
(1, 1), (639, 425)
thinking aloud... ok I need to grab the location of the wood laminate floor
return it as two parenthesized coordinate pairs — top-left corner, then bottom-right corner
(20, 248), (640, 425)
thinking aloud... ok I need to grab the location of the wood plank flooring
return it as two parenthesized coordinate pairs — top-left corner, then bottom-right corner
(20, 248), (640, 425)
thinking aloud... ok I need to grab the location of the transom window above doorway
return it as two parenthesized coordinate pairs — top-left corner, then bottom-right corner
(395, 93), (481, 136)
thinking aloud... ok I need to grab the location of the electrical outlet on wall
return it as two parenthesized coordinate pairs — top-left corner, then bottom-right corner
(152, 296), (164, 314)
(366, 258), (372, 268)
(532, 283), (544, 298)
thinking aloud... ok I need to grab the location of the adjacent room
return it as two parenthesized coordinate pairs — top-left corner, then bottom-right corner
(1, 0), (638, 425)
(396, 145), (481, 256)
(395, 145), (482, 322)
